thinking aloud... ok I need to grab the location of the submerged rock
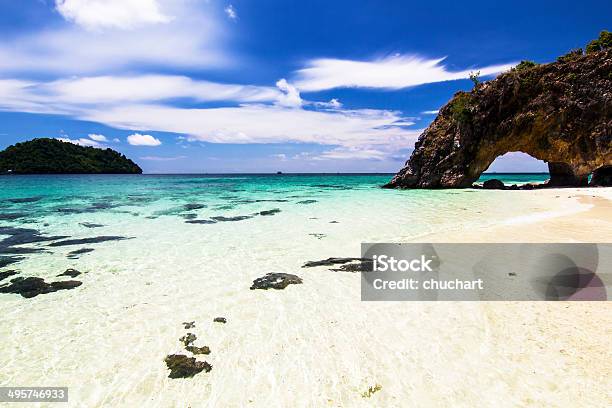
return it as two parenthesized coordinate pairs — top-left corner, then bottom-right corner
(250, 273), (303, 290)
(57, 269), (82, 278)
(164, 354), (212, 378)
(48, 236), (131, 247)
(7, 196), (43, 203)
(302, 257), (366, 268)
(185, 345), (211, 355)
(179, 333), (197, 346)
(0, 256), (25, 268)
(258, 208), (281, 216)
(296, 200), (317, 204)
(185, 219), (217, 224)
(183, 203), (207, 211)
(0, 277), (82, 298)
(385, 48), (612, 189)
(211, 215), (253, 222)
(79, 222), (105, 228)
(213, 317), (227, 324)
(0, 270), (18, 282)
(67, 248), (95, 259)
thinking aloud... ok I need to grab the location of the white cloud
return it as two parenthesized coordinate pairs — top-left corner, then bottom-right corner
(84, 104), (420, 150)
(275, 79), (302, 108)
(0, 1), (227, 75)
(0, 76), (281, 111)
(294, 55), (515, 91)
(57, 137), (103, 147)
(312, 98), (342, 109)
(55, 0), (171, 30)
(271, 153), (288, 161)
(140, 155), (186, 161)
(421, 110), (439, 115)
(88, 133), (107, 142)
(127, 133), (162, 146)
(224, 4), (237, 20)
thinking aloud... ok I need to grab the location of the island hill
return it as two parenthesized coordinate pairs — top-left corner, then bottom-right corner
(0, 138), (142, 174)
(386, 31), (612, 189)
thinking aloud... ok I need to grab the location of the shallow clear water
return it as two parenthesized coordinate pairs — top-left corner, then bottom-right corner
(1, 173), (570, 406)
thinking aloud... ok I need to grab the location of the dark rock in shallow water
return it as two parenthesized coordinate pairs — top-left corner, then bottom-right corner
(185, 219), (217, 224)
(297, 200), (317, 204)
(183, 203), (207, 210)
(309, 233), (326, 240)
(213, 317), (227, 324)
(185, 345), (210, 355)
(482, 179), (506, 189)
(7, 196), (43, 204)
(211, 215), (253, 222)
(330, 260), (374, 273)
(79, 222), (104, 228)
(182, 321), (195, 329)
(88, 202), (117, 210)
(258, 208), (281, 216)
(67, 248), (95, 259)
(164, 354), (212, 378)
(0, 213), (27, 220)
(250, 273), (303, 290)
(179, 333), (197, 346)
(0, 256), (25, 268)
(181, 213), (198, 220)
(0, 270), (18, 282)
(0, 226), (68, 255)
(302, 257), (366, 268)
(48, 236), (131, 247)
(0, 277), (82, 298)
(57, 268), (82, 278)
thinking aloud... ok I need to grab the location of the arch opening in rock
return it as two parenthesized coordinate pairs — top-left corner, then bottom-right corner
(483, 152), (548, 174)
(385, 47), (611, 189)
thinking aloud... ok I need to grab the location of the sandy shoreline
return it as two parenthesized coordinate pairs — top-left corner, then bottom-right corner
(426, 187), (612, 243)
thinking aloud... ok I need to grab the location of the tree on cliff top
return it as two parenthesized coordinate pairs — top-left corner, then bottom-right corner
(586, 30), (612, 54)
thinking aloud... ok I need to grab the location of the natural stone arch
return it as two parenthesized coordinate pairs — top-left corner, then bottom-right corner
(386, 48), (612, 188)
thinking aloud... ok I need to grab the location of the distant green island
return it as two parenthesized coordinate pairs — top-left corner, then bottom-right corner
(0, 138), (142, 174)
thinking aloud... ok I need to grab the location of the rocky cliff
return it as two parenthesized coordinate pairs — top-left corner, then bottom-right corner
(385, 45), (612, 188)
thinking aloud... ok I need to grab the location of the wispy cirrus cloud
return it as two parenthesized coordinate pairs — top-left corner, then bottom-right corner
(294, 55), (515, 91)
(4, 75), (280, 106)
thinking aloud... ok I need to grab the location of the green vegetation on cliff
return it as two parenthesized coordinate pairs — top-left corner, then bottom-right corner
(0, 138), (142, 174)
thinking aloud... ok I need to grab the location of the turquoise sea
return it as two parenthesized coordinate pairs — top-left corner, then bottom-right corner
(1, 172), (566, 406)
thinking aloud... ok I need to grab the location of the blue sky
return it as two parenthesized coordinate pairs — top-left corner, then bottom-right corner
(0, 0), (610, 173)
